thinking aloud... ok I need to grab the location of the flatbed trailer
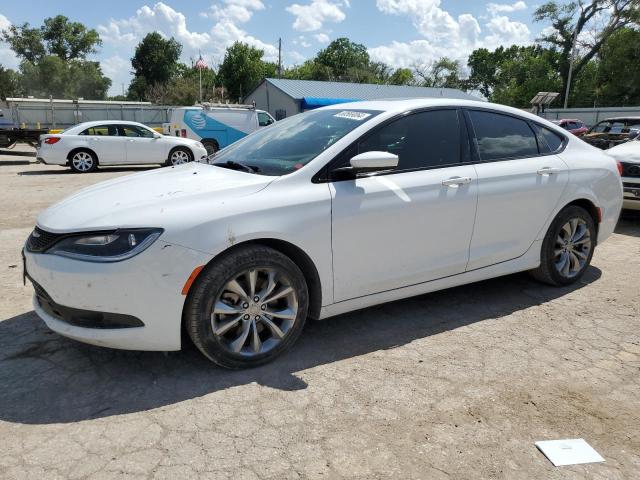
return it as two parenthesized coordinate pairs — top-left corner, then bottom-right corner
(0, 127), (49, 149)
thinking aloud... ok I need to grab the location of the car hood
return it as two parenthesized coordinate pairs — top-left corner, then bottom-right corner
(37, 163), (275, 233)
(606, 141), (640, 163)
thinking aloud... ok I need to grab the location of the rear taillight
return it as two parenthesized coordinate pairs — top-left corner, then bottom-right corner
(616, 160), (623, 176)
(44, 137), (61, 145)
(181, 129), (187, 138)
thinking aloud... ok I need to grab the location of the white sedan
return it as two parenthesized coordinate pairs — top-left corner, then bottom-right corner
(606, 136), (640, 210)
(37, 120), (208, 173)
(24, 99), (623, 368)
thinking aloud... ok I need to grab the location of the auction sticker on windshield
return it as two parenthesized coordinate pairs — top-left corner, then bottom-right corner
(334, 111), (372, 121)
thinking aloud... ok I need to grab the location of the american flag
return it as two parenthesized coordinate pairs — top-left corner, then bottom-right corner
(195, 55), (207, 70)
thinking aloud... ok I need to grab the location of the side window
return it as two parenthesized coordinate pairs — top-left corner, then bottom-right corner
(81, 125), (117, 136)
(468, 110), (538, 161)
(358, 109), (461, 170)
(120, 125), (153, 138)
(258, 112), (274, 127)
(533, 124), (565, 153)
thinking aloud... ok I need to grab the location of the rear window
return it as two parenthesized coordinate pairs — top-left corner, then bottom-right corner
(534, 124), (565, 153)
(468, 110), (538, 161)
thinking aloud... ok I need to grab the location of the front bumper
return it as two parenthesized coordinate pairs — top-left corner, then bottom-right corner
(623, 179), (640, 210)
(24, 240), (213, 351)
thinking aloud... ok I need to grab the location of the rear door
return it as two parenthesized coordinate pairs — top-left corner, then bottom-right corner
(80, 124), (126, 164)
(465, 109), (569, 270)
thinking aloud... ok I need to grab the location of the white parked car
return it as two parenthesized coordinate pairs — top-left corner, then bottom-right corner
(605, 136), (640, 210)
(37, 120), (208, 173)
(24, 99), (623, 368)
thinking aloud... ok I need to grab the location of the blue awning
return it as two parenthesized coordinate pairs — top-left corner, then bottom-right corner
(301, 97), (362, 110)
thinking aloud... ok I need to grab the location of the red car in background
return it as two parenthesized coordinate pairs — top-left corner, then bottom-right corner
(551, 119), (589, 136)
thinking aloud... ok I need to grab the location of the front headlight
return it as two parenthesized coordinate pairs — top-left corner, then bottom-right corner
(48, 228), (163, 262)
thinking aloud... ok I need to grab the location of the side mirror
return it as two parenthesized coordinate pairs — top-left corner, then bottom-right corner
(349, 151), (399, 171)
(628, 129), (639, 140)
(153, 132), (162, 139)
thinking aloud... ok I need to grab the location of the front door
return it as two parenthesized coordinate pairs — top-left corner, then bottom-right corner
(330, 109), (478, 302)
(118, 124), (166, 164)
(464, 109), (569, 270)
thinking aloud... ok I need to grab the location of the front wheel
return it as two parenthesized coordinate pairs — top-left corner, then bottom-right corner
(167, 147), (192, 166)
(530, 205), (596, 286)
(184, 245), (309, 369)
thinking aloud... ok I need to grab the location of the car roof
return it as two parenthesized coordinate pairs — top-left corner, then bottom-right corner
(598, 117), (640, 122)
(72, 120), (148, 128)
(320, 98), (553, 125)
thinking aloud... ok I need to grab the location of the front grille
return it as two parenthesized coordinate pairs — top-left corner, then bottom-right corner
(26, 226), (64, 253)
(621, 162), (640, 178)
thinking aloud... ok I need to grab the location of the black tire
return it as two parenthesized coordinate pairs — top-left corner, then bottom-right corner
(530, 205), (596, 286)
(184, 245), (309, 369)
(68, 149), (98, 173)
(202, 140), (218, 156)
(166, 147), (193, 166)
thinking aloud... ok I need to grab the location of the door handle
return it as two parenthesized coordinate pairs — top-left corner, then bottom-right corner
(442, 176), (472, 187)
(537, 167), (560, 175)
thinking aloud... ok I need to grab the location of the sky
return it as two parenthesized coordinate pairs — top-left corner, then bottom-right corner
(0, 0), (556, 96)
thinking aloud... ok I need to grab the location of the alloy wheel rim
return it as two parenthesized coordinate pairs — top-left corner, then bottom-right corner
(554, 218), (591, 278)
(211, 268), (298, 357)
(171, 150), (189, 165)
(72, 152), (93, 171)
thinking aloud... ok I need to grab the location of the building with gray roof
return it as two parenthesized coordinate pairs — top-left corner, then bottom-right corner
(244, 78), (481, 120)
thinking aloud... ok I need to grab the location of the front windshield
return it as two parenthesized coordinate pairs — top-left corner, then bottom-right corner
(210, 108), (381, 176)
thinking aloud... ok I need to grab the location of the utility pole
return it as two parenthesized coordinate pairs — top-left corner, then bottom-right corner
(563, 26), (579, 109)
(278, 38), (282, 78)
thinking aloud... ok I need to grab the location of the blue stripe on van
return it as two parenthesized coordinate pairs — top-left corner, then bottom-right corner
(184, 110), (248, 148)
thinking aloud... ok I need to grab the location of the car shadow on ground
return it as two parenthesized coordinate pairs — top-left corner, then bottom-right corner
(615, 211), (640, 238)
(0, 267), (601, 425)
(0, 149), (36, 158)
(17, 166), (160, 176)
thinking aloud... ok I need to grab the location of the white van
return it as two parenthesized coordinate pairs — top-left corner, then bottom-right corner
(163, 104), (275, 155)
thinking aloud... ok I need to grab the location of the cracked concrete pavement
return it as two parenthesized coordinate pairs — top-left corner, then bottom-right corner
(1, 146), (639, 479)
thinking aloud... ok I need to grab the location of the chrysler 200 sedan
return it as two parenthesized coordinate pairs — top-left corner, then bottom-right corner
(24, 99), (623, 368)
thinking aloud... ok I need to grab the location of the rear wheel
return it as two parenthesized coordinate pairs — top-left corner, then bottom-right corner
(202, 140), (218, 156)
(530, 205), (596, 286)
(69, 150), (98, 173)
(185, 245), (309, 369)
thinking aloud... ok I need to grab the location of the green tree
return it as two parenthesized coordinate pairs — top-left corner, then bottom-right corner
(389, 68), (414, 86)
(414, 57), (464, 89)
(2, 15), (101, 62)
(596, 27), (640, 106)
(20, 56), (111, 99)
(534, 0), (639, 105)
(491, 47), (562, 107)
(0, 66), (22, 99)
(129, 32), (182, 100)
(218, 42), (271, 101)
(315, 37), (370, 81)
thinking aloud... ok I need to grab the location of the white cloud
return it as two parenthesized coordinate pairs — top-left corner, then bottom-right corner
(97, 1), (277, 94)
(487, 1), (527, 16)
(286, 0), (347, 32)
(101, 55), (132, 96)
(371, 0), (530, 72)
(0, 14), (20, 70)
(484, 15), (530, 48)
(314, 33), (330, 43)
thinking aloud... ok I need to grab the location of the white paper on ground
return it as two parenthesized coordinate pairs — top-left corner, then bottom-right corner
(535, 439), (605, 466)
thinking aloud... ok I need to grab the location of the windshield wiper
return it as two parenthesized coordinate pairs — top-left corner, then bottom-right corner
(214, 160), (259, 174)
